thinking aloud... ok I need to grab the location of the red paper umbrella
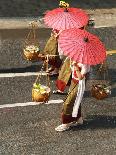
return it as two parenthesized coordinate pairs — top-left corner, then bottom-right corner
(58, 28), (106, 65)
(44, 8), (89, 30)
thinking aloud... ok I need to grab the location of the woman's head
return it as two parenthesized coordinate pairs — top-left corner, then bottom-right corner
(52, 29), (59, 34)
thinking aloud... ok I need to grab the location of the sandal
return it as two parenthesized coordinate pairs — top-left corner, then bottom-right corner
(53, 90), (67, 95)
(55, 124), (70, 132)
(69, 118), (83, 127)
(49, 71), (59, 76)
(55, 118), (84, 132)
(46, 67), (55, 73)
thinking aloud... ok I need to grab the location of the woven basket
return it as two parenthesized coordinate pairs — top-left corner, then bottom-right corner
(91, 61), (111, 100)
(23, 49), (40, 61)
(23, 21), (41, 61)
(32, 86), (50, 102)
(91, 84), (109, 100)
(32, 56), (50, 103)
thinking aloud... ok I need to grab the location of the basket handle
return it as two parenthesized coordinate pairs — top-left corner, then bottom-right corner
(97, 60), (110, 85)
(24, 21), (39, 46)
(34, 59), (46, 84)
(34, 55), (51, 88)
(45, 55), (51, 88)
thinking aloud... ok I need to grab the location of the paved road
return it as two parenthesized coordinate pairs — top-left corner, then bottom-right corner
(0, 27), (116, 70)
(0, 0), (116, 29)
(0, 27), (116, 155)
(0, 0), (116, 17)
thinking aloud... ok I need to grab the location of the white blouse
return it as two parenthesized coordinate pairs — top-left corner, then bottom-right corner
(78, 63), (90, 75)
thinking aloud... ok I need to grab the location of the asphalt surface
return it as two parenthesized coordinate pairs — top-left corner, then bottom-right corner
(0, 0), (116, 17)
(0, 27), (116, 70)
(0, 27), (116, 155)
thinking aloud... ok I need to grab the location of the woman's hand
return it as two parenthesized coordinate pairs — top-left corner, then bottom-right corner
(75, 70), (83, 80)
(74, 65), (83, 80)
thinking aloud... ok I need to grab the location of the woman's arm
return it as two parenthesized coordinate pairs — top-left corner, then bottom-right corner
(75, 69), (83, 80)
(74, 64), (90, 80)
(73, 65), (83, 80)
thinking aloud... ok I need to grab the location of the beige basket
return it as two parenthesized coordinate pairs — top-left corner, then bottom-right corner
(32, 58), (51, 103)
(32, 86), (50, 102)
(23, 21), (40, 61)
(91, 61), (111, 100)
(23, 49), (40, 61)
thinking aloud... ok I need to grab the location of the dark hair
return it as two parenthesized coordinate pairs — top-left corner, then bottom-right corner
(80, 26), (84, 30)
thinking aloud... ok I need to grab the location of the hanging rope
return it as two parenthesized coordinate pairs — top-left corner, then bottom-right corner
(97, 60), (111, 85)
(34, 55), (50, 88)
(24, 21), (39, 46)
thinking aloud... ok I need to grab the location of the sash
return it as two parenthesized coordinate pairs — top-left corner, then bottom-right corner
(72, 77), (85, 117)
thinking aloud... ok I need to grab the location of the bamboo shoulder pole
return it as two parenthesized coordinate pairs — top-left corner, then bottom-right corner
(106, 50), (116, 55)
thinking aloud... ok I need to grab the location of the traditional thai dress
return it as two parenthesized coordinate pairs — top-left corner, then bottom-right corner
(56, 57), (71, 92)
(61, 62), (90, 124)
(43, 29), (62, 68)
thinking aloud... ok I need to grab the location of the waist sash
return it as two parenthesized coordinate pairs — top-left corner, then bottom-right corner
(72, 77), (85, 117)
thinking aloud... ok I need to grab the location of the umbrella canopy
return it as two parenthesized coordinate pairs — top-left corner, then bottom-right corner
(58, 28), (106, 65)
(44, 8), (89, 30)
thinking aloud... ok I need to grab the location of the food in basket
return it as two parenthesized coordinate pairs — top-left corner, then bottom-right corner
(32, 83), (50, 102)
(91, 84), (111, 100)
(24, 45), (40, 53)
(33, 83), (50, 94)
(94, 84), (111, 94)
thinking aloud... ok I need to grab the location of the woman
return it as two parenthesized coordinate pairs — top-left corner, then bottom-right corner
(55, 61), (90, 132)
(53, 26), (88, 94)
(43, 29), (63, 75)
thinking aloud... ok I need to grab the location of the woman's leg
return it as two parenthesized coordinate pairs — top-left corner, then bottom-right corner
(48, 55), (62, 75)
(55, 80), (82, 131)
(61, 81), (81, 124)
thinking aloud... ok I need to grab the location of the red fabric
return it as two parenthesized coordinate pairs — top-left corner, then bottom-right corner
(72, 78), (79, 84)
(56, 80), (67, 92)
(72, 65), (81, 84)
(61, 105), (81, 124)
(52, 29), (60, 34)
(73, 70), (78, 79)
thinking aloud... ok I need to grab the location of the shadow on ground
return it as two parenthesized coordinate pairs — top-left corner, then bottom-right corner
(0, 64), (43, 73)
(71, 115), (116, 131)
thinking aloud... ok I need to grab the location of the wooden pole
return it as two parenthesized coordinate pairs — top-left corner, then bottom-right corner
(106, 50), (116, 55)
